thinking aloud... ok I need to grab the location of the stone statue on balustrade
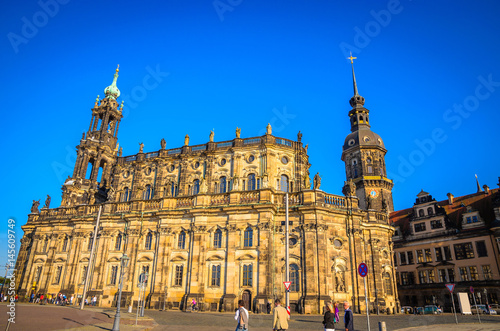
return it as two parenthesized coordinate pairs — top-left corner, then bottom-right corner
(313, 172), (321, 190)
(139, 142), (144, 153)
(43, 195), (51, 209)
(236, 127), (241, 138)
(160, 138), (166, 149)
(31, 200), (40, 213)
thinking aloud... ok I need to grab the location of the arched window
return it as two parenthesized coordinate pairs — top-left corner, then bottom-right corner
(220, 176), (227, 193)
(213, 229), (222, 248)
(247, 174), (256, 191)
(290, 264), (299, 292)
(384, 272), (393, 295)
(145, 232), (153, 250)
(171, 184), (178, 197)
(62, 237), (68, 252)
(427, 207), (434, 215)
(178, 231), (186, 249)
(280, 175), (289, 192)
(211, 265), (221, 287)
(418, 209), (424, 217)
(123, 187), (129, 202)
(244, 227), (253, 247)
(193, 179), (200, 195)
(115, 234), (122, 251)
(359, 115), (364, 122)
(144, 185), (151, 200)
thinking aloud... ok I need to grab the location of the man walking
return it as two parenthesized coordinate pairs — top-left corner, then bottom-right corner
(273, 299), (289, 331)
(234, 299), (249, 331)
(343, 301), (354, 331)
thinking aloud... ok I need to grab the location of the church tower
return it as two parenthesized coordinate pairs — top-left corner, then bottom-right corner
(61, 66), (123, 206)
(341, 55), (394, 212)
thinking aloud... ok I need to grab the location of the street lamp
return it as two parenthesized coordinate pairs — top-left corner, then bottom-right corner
(112, 253), (130, 331)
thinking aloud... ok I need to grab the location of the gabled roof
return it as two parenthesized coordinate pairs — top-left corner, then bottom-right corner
(417, 189), (430, 197)
(390, 188), (499, 233)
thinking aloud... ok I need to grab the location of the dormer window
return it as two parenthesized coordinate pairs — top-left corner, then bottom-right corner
(466, 216), (478, 224)
(414, 222), (426, 233)
(462, 211), (483, 228)
(418, 209), (424, 217)
(427, 207), (434, 215)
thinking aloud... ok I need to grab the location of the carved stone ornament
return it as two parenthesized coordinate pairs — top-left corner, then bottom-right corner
(342, 179), (356, 197)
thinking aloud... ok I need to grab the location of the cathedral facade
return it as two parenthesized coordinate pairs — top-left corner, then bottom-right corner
(15, 64), (398, 314)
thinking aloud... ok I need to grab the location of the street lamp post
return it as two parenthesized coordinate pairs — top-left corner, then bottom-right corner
(112, 253), (130, 331)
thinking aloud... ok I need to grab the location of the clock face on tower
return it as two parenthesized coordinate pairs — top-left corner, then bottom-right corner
(370, 190), (377, 198)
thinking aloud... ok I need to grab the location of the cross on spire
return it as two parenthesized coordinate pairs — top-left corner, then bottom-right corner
(348, 52), (359, 96)
(347, 52), (357, 64)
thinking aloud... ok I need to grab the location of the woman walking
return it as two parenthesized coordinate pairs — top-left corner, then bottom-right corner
(323, 302), (336, 331)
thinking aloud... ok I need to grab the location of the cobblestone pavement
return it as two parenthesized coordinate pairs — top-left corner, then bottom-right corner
(0, 303), (155, 331)
(145, 310), (500, 331)
(1, 303), (499, 330)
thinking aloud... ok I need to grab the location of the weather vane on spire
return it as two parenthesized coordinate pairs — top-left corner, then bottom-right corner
(116, 64), (120, 72)
(347, 52), (357, 64)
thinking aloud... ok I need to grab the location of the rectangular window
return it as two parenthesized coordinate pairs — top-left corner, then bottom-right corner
(469, 266), (479, 281)
(466, 217), (472, 224)
(476, 241), (488, 257)
(438, 269), (447, 282)
(431, 220), (443, 229)
(243, 264), (253, 286)
(435, 247), (443, 262)
(418, 271), (427, 284)
(472, 215), (478, 223)
(428, 269), (435, 283)
(454, 243), (474, 260)
(414, 222), (426, 233)
(448, 268), (455, 282)
(407, 251), (414, 264)
(482, 265), (492, 280)
(417, 249), (424, 263)
(444, 246), (452, 261)
(110, 266), (118, 285)
(399, 252), (407, 265)
(425, 249), (432, 262)
(174, 265), (183, 286)
(211, 265), (221, 287)
(394, 253), (398, 266)
(459, 267), (469, 281)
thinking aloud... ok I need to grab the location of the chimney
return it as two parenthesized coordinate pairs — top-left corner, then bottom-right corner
(483, 185), (490, 194)
(447, 193), (454, 205)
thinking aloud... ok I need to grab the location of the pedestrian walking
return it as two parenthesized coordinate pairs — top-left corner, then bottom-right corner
(343, 301), (354, 331)
(267, 302), (271, 314)
(334, 302), (340, 323)
(273, 298), (289, 331)
(70, 295), (74, 304)
(92, 295), (97, 306)
(234, 299), (249, 331)
(323, 302), (336, 331)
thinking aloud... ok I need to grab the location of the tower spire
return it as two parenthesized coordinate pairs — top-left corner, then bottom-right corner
(347, 53), (365, 108)
(475, 174), (483, 192)
(348, 52), (359, 96)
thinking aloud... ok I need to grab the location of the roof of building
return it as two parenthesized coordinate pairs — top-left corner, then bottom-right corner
(390, 187), (500, 232)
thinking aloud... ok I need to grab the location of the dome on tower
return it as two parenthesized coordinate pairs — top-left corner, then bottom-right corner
(343, 128), (385, 151)
(104, 65), (120, 100)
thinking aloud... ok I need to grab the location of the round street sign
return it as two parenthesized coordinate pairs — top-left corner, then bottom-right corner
(358, 262), (368, 277)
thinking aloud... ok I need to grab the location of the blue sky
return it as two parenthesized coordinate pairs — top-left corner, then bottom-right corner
(1, 0), (500, 269)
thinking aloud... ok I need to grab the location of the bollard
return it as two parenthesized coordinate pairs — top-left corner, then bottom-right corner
(378, 321), (387, 331)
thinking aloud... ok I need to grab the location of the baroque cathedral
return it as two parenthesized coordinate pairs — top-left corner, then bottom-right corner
(16, 60), (397, 314)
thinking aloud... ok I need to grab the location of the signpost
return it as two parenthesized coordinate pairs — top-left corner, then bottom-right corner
(446, 284), (458, 324)
(285, 193), (290, 317)
(283, 281), (291, 291)
(358, 263), (370, 331)
(470, 286), (481, 323)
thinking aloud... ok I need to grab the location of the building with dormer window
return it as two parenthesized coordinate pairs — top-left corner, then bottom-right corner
(391, 182), (500, 310)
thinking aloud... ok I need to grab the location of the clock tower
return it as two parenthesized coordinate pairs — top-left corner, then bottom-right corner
(341, 55), (394, 212)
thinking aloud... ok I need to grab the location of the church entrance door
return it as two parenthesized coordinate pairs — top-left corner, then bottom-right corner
(242, 290), (251, 311)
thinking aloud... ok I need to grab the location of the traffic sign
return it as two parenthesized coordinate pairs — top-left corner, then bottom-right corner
(358, 263), (368, 277)
(283, 281), (292, 291)
(470, 286), (474, 293)
(445, 283), (455, 293)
